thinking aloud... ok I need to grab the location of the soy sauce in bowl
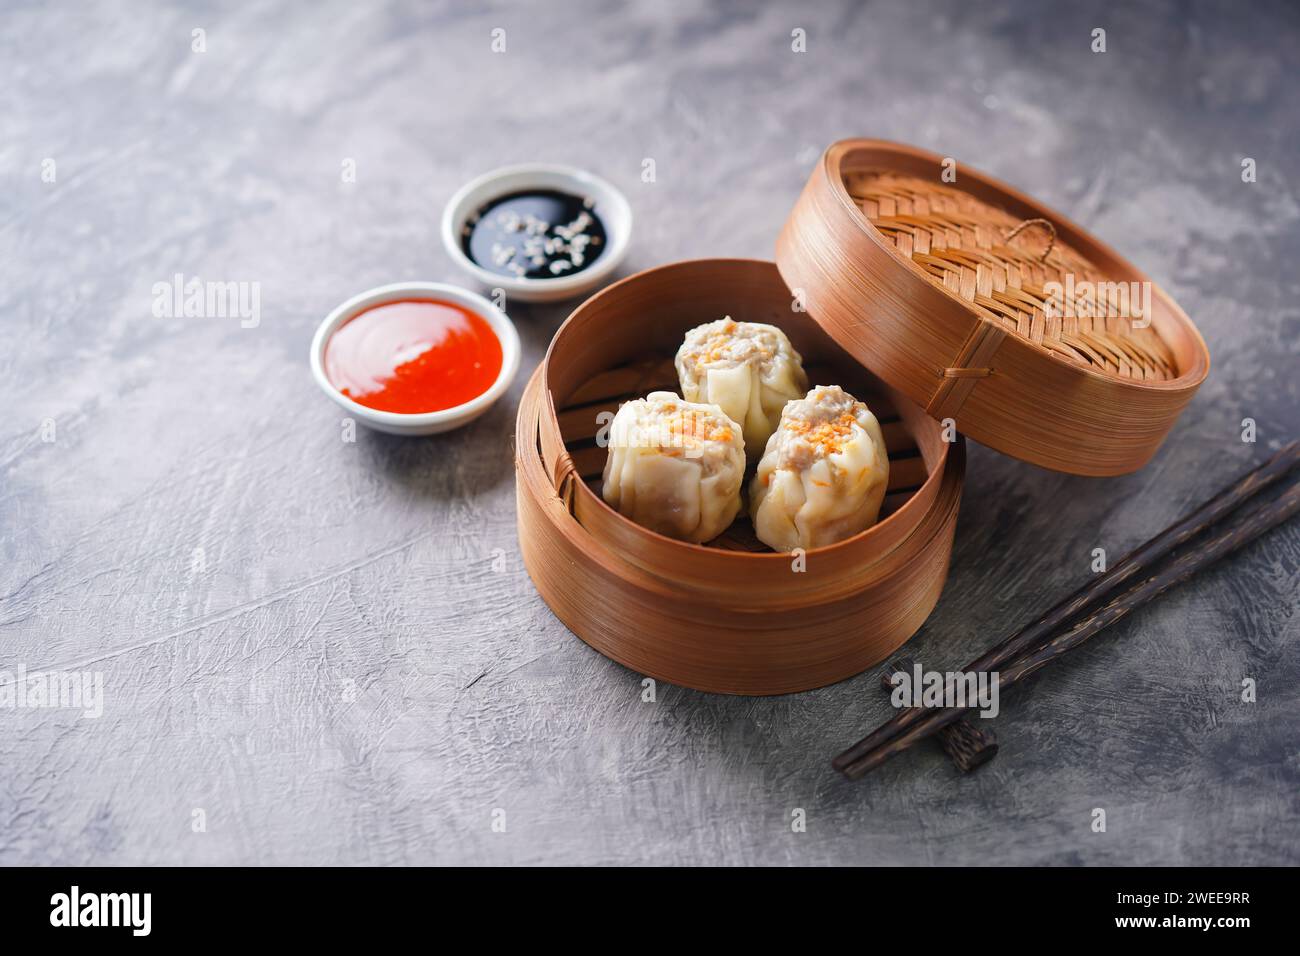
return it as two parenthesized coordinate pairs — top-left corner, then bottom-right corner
(462, 189), (607, 282)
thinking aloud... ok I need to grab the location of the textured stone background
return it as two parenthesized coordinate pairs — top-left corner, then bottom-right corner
(1, 0), (1297, 865)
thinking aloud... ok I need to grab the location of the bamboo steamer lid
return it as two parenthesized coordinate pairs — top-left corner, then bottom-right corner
(776, 139), (1210, 476)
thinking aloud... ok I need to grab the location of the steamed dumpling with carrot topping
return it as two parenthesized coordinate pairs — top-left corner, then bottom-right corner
(749, 385), (889, 552)
(602, 391), (745, 544)
(675, 317), (808, 459)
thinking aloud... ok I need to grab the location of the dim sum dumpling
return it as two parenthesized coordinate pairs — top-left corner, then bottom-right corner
(602, 391), (745, 544)
(749, 385), (889, 552)
(675, 317), (808, 459)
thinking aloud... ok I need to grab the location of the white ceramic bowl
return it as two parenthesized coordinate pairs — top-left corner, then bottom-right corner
(310, 281), (521, 436)
(441, 163), (633, 304)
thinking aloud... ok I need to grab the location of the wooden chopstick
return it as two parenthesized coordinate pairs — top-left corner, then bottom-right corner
(880, 657), (998, 771)
(837, 477), (1300, 779)
(833, 440), (1300, 778)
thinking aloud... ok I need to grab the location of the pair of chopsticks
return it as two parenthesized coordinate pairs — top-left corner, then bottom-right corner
(833, 440), (1300, 780)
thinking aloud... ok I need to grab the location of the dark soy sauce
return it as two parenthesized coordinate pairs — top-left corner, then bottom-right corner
(462, 189), (607, 281)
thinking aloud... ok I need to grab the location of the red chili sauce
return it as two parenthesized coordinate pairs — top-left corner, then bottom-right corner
(324, 299), (503, 414)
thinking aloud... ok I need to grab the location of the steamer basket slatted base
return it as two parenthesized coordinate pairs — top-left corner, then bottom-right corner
(516, 259), (964, 695)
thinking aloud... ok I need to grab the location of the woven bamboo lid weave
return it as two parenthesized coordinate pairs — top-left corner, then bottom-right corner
(776, 139), (1210, 476)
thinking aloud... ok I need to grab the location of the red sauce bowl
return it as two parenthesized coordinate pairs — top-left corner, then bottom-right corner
(311, 283), (521, 435)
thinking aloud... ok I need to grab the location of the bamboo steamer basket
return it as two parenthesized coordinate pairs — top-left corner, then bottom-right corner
(517, 139), (1210, 693)
(517, 258), (963, 695)
(777, 139), (1210, 475)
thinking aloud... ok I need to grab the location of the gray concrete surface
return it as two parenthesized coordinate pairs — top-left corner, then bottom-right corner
(1, 0), (1298, 865)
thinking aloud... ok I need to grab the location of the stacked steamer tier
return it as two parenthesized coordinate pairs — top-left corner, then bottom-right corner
(516, 140), (1209, 695)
